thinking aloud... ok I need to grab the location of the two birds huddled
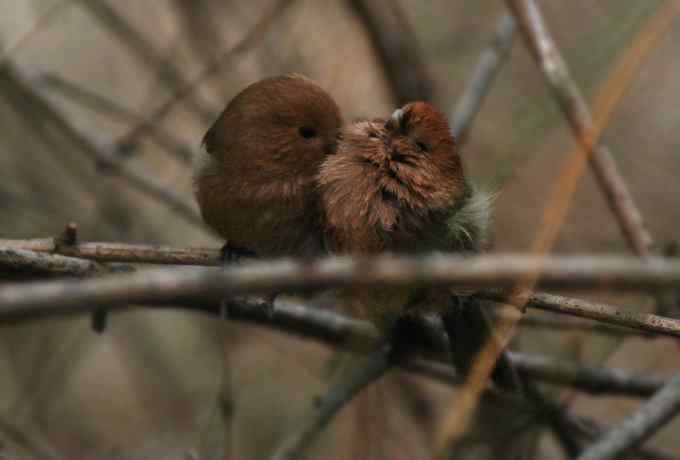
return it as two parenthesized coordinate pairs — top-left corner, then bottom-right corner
(195, 74), (503, 382)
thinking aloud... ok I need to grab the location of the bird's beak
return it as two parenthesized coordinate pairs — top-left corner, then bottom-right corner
(386, 108), (409, 134)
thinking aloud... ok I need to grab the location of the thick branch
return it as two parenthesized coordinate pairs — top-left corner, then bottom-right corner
(506, 0), (653, 256)
(1, 253), (680, 336)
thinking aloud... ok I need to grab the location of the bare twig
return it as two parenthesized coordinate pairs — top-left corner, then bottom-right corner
(0, 238), (221, 266)
(40, 73), (196, 163)
(499, 312), (657, 338)
(480, 289), (680, 338)
(508, 352), (664, 398)
(0, 64), (204, 228)
(271, 346), (392, 460)
(0, 248), (105, 278)
(1, 254), (680, 335)
(578, 373), (680, 460)
(346, 0), (435, 104)
(451, 14), (517, 145)
(505, 0), (669, 256)
(118, 0), (294, 149)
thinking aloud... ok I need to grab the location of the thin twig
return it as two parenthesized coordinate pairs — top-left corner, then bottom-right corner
(480, 289), (680, 338)
(346, 0), (435, 104)
(271, 346), (392, 460)
(498, 312), (657, 338)
(578, 372), (680, 460)
(506, 0), (669, 256)
(1, 253), (680, 335)
(451, 14), (517, 145)
(0, 238), (221, 266)
(118, 0), (294, 149)
(0, 64), (204, 228)
(40, 73), (196, 163)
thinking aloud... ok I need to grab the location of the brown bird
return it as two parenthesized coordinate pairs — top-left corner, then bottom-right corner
(195, 74), (342, 259)
(318, 102), (517, 386)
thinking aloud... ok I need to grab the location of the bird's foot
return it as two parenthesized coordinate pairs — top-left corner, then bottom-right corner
(220, 242), (257, 264)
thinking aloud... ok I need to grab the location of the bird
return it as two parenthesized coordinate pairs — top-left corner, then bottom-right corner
(318, 101), (517, 386)
(194, 74), (342, 260)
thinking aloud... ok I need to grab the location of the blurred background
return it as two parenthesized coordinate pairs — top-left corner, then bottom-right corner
(0, 0), (679, 459)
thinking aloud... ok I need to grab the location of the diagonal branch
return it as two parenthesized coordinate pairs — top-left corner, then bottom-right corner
(271, 346), (392, 460)
(577, 372), (680, 460)
(505, 0), (667, 257)
(451, 14), (517, 145)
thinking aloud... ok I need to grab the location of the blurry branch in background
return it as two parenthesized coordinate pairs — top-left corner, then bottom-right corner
(271, 346), (393, 460)
(578, 372), (680, 460)
(507, 0), (675, 258)
(346, 0), (435, 104)
(0, 64), (204, 228)
(0, 0), (72, 64)
(0, 249), (680, 335)
(117, 0), (294, 151)
(73, 0), (214, 122)
(40, 73), (196, 164)
(451, 14), (517, 146)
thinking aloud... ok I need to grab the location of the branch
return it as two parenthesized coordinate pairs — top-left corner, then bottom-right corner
(0, 238), (221, 266)
(505, 0), (655, 256)
(577, 373), (680, 460)
(451, 14), (517, 146)
(346, 0), (435, 104)
(480, 290), (680, 338)
(0, 238), (679, 335)
(0, 247), (670, 399)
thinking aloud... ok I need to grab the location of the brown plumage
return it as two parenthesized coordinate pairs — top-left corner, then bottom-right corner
(195, 74), (342, 258)
(318, 102), (517, 386)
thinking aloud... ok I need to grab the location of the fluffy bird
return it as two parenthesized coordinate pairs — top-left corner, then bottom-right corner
(318, 102), (516, 385)
(195, 74), (342, 259)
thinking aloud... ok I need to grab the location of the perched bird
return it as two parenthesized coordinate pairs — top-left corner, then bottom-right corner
(195, 74), (342, 259)
(318, 102), (516, 385)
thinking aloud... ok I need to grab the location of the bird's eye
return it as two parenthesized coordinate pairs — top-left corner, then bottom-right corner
(298, 126), (318, 139)
(415, 141), (430, 153)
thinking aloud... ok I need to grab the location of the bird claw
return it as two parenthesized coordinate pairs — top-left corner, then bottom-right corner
(220, 243), (257, 264)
